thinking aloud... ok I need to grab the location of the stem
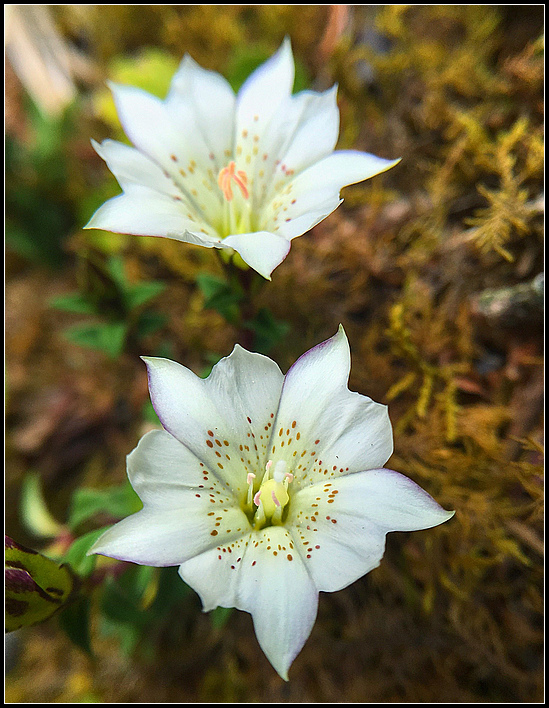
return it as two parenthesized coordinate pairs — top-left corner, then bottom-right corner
(215, 250), (266, 350)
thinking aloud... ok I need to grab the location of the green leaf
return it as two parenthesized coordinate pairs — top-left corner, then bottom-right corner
(135, 310), (167, 338)
(49, 292), (98, 315)
(210, 606), (234, 629)
(142, 399), (161, 425)
(57, 595), (93, 655)
(63, 527), (110, 577)
(245, 308), (290, 354)
(105, 255), (128, 288)
(125, 281), (166, 310)
(5, 536), (78, 632)
(68, 482), (142, 531)
(148, 566), (191, 620)
(99, 566), (154, 626)
(63, 321), (128, 358)
(196, 273), (243, 324)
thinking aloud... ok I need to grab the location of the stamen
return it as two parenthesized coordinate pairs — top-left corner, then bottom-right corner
(218, 161), (249, 201)
(251, 459), (294, 529)
(246, 473), (256, 506)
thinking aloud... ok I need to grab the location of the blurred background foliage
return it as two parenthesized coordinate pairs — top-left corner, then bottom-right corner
(5, 4), (543, 703)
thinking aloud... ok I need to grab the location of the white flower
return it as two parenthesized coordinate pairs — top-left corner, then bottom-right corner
(85, 39), (400, 279)
(89, 326), (454, 679)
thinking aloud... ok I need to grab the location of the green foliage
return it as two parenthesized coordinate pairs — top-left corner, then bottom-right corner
(67, 482), (142, 532)
(98, 565), (193, 659)
(63, 528), (111, 578)
(50, 255), (167, 357)
(57, 595), (93, 656)
(64, 321), (129, 359)
(5, 100), (80, 268)
(196, 272), (244, 325)
(209, 606), (234, 630)
(245, 308), (291, 355)
(5, 536), (79, 632)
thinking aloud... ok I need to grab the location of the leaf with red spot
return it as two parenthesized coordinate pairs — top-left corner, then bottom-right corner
(5, 536), (79, 632)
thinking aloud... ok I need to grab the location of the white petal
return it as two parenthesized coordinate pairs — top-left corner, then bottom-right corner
(260, 150), (399, 239)
(222, 231), (291, 280)
(89, 496), (247, 567)
(291, 149), (401, 193)
(109, 82), (185, 170)
(272, 326), (393, 487)
(84, 186), (219, 242)
(91, 138), (174, 194)
(126, 429), (226, 506)
(179, 525), (318, 680)
(262, 189), (342, 240)
(109, 82), (223, 220)
(167, 54), (236, 170)
(236, 38), (294, 141)
(239, 88), (336, 215)
(143, 347), (284, 499)
(178, 532), (253, 613)
(288, 468), (454, 592)
(277, 86), (340, 176)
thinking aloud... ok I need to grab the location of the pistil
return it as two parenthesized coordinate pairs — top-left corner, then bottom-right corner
(250, 459), (293, 530)
(217, 161), (252, 236)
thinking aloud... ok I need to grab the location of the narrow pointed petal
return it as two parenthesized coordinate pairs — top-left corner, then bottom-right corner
(143, 347), (284, 496)
(289, 468), (454, 592)
(222, 231), (291, 280)
(179, 525), (318, 680)
(89, 501), (247, 567)
(278, 86), (340, 175)
(108, 83), (185, 171)
(272, 326), (393, 485)
(89, 430), (250, 566)
(292, 150), (401, 193)
(167, 54), (236, 169)
(108, 82), (223, 220)
(91, 138), (175, 194)
(244, 87), (338, 215)
(262, 190), (342, 240)
(84, 186), (219, 242)
(236, 37), (294, 140)
(260, 150), (399, 240)
(126, 429), (228, 505)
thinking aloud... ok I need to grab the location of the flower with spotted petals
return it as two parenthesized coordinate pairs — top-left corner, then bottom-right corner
(89, 326), (454, 679)
(85, 39), (400, 279)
